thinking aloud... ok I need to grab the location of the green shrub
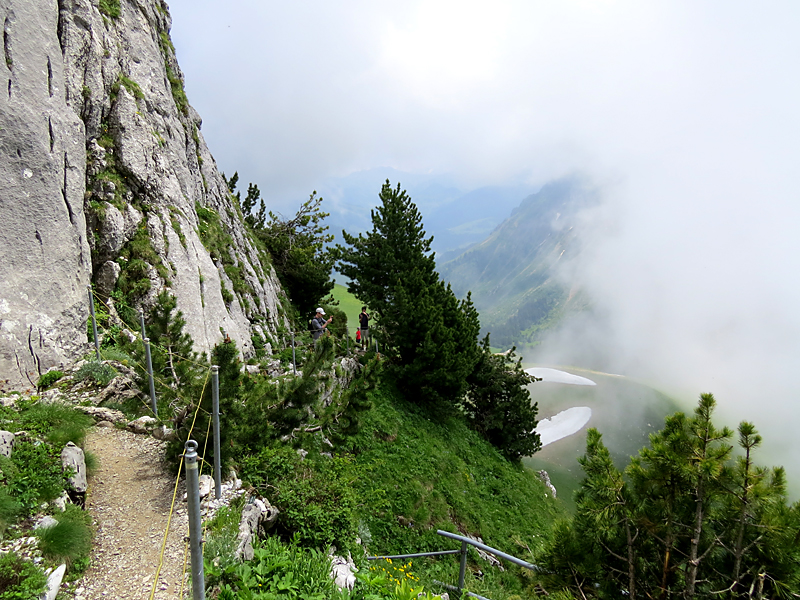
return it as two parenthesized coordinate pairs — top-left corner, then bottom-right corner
(99, 347), (134, 365)
(0, 552), (47, 600)
(112, 73), (144, 100)
(75, 360), (117, 387)
(204, 497), (245, 573)
(84, 450), (99, 476)
(240, 448), (359, 551)
(37, 370), (64, 390)
(35, 504), (93, 570)
(205, 536), (338, 599)
(0, 442), (65, 515)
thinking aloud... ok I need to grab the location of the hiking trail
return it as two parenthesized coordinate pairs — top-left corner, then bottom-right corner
(76, 426), (189, 600)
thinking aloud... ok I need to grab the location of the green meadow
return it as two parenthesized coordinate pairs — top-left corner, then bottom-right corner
(331, 283), (366, 333)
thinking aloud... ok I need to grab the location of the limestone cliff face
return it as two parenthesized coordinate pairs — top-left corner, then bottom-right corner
(0, 0), (287, 389)
(0, 0), (90, 389)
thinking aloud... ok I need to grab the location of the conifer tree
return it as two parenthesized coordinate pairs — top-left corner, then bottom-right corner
(541, 394), (800, 599)
(462, 336), (541, 461)
(146, 291), (199, 390)
(244, 191), (334, 315)
(333, 180), (481, 405)
(574, 428), (640, 599)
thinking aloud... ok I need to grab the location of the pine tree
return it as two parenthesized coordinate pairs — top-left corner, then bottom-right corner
(247, 191), (335, 316)
(333, 180), (481, 405)
(146, 291), (199, 391)
(574, 428), (640, 599)
(542, 396), (800, 599)
(462, 336), (541, 461)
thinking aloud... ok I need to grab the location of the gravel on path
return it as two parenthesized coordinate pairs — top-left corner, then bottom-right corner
(78, 426), (191, 600)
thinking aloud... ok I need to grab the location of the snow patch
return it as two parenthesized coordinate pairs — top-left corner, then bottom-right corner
(535, 407), (593, 447)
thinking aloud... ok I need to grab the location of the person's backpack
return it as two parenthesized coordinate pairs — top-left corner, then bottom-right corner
(308, 319), (315, 332)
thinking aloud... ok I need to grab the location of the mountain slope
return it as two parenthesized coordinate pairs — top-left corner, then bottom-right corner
(1, 0), (288, 389)
(441, 177), (597, 348)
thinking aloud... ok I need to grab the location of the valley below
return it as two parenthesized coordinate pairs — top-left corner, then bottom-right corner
(522, 364), (682, 511)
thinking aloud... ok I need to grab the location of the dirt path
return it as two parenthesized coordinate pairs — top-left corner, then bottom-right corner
(77, 426), (190, 600)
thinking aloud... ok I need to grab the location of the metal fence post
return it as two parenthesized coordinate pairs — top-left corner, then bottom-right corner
(87, 285), (101, 361)
(291, 331), (297, 375)
(457, 540), (468, 596)
(144, 338), (157, 415)
(211, 366), (221, 500)
(139, 309), (146, 341)
(375, 338), (379, 354)
(184, 440), (205, 600)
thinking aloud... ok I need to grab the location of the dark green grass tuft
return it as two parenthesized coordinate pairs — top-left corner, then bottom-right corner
(17, 402), (93, 447)
(35, 504), (93, 570)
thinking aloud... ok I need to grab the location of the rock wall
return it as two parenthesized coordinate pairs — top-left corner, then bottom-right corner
(0, 0), (90, 389)
(0, 0), (287, 390)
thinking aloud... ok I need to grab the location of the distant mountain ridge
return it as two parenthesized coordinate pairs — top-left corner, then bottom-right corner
(315, 168), (534, 257)
(441, 177), (597, 348)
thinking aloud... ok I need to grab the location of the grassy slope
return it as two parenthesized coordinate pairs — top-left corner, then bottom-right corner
(340, 383), (566, 598)
(331, 283), (365, 333)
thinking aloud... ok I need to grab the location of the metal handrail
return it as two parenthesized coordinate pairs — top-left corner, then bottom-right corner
(367, 530), (542, 600)
(436, 530), (542, 572)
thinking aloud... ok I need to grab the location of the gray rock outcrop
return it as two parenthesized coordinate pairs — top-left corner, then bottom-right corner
(0, 0), (289, 390)
(61, 441), (87, 493)
(235, 498), (279, 561)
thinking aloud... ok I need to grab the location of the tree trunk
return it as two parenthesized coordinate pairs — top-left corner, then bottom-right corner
(625, 521), (636, 600)
(731, 445), (753, 592)
(686, 480), (704, 598)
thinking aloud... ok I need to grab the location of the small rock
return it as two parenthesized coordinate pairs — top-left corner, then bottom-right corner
(34, 515), (58, 530)
(198, 474), (213, 499)
(61, 442), (87, 493)
(0, 430), (14, 458)
(537, 470), (557, 499)
(329, 552), (356, 590)
(152, 424), (174, 440)
(42, 563), (66, 600)
(52, 492), (68, 512)
(128, 416), (157, 434)
(95, 376), (140, 407)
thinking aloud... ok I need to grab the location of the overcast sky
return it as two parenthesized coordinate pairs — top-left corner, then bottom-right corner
(166, 0), (800, 482)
